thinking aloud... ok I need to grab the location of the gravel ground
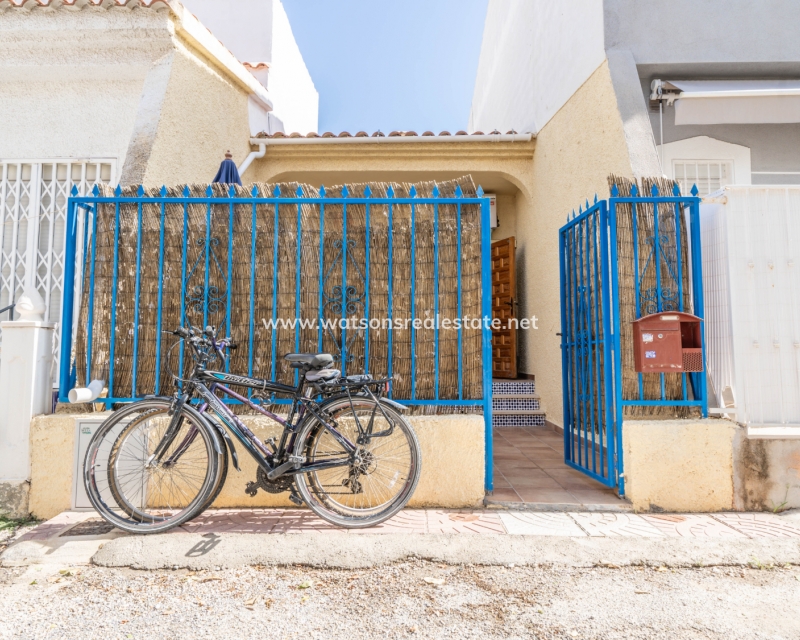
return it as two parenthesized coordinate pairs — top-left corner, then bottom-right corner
(1, 561), (799, 639)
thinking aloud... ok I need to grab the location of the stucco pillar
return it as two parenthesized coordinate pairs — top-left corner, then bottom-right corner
(0, 312), (55, 518)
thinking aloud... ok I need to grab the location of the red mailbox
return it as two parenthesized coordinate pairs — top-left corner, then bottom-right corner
(632, 312), (703, 373)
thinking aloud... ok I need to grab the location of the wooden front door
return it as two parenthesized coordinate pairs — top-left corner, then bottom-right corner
(491, 236), (517, 378)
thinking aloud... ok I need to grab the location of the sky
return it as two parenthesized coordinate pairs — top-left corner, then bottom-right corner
(282, 0), (489, 134)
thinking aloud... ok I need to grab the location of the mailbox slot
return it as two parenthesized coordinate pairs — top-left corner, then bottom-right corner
(632, 312), (703, 373)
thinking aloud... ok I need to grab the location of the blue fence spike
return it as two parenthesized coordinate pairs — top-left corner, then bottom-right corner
(160, 185), (168, 197)
(182, 185), (190, 197)
(228, 184), (237, 197)
(594, 194), (598, 205)
(651, 184), (659, 197)
(295, 185), (303, 197)
(319, 185), (326, 197)
(455, 185), (463, 198)
(273, 185), (281, 197)
(611, 184), (619, 197)
(409, 185), (417, 198)
(432, 185), (440, 198)
(630, 183), (638, 197)
(115, 185), (123, 197)
(364, 184), (372, 197)
(342, 185), (349, 197)
(137, 185), (145, 197)
(691, 184), (699, 196)
(672, 183), (681, 196)
(571, 209), (576, 220)
(251, 184), (259, 197)
(585, 199), (590, 210)
(476, 185), (484, 197)
(71, 184), (79, 196)
(579, 204), (583, 214)
(387, 185), (395, 198)
(92, 184), (100, 196)
(205, 185), (213, 197)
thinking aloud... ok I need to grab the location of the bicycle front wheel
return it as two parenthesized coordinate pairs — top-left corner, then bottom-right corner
(294, 396), (421, 528)
(84, 398), (223, 534)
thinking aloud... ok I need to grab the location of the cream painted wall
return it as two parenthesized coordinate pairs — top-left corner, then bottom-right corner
(518, 60), (633, 423)
(139, 41), (252, 187)
(623, 419), (737, 512)
(28, 413), (484, 520)
(470, 0), (605, 135)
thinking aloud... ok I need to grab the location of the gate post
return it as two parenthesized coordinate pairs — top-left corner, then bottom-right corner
(480, 194), (494, 493)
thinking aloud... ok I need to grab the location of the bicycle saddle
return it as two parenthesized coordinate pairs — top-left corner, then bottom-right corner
(283, 353), (334, 369)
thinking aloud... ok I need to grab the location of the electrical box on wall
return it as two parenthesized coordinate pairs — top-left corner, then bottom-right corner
(485, 193), (498, 228)
(632, 312), (703, 373)
(72, 416), (143, 510)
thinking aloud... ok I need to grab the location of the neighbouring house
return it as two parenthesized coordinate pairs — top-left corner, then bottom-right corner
(467, 0), (800, 510)
(0, 0), (318, 518)
(0, 0), (317, 332)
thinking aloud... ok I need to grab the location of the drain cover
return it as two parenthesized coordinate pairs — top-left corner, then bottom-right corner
(60, 519), (117, 537)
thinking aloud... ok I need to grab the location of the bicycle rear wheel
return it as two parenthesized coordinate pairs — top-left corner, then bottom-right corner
(84, 398), (223, 534)
(294, 397), (421, 528)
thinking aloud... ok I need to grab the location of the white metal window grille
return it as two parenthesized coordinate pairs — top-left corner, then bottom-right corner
(673, 160), (733, 197)
(0, 160), (115, 374)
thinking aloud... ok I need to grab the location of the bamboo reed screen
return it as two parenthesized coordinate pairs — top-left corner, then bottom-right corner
(608, 175), (698, 418)
(73, 177), (484, 404)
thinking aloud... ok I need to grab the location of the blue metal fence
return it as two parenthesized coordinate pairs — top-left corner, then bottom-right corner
(59, 183), (495, 491)
(559, 184), (706, 495)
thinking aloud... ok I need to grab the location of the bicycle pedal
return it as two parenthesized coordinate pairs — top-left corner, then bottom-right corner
(288, 489), (303, 506)
(244, 481), (259, 497)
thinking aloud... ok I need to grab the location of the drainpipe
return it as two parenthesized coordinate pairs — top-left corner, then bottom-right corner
(239, 142), (267, 177)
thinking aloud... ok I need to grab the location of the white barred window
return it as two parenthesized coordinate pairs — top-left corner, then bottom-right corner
(673, 160), (733, 197)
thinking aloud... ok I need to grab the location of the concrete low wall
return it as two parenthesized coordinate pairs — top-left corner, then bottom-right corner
(623, 419), (738, 512)
(28, 413), (485, 521)
(623, 418), (800, 513)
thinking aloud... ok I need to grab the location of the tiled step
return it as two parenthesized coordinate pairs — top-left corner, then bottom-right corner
(493, 394), (541, 412)
(492, 380), (535, 395)
(493, 413), (546, 427)
(492, 380), (546, 427)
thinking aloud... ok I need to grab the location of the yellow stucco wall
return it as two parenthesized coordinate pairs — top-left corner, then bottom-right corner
(623, 418), (738, 512)
(519, 60), (634, 425)
(139, 41), (252, 187)
(28, 413), (484, 520)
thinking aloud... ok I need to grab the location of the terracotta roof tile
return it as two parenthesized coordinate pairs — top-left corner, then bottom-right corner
(0, 0), (173, 7)
(254, 129), (527, 140)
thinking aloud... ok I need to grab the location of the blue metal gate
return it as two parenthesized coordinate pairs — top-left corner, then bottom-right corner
(559, 185), (707, 495)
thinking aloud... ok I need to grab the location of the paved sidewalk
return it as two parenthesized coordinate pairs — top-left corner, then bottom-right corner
(13, 508), (800, 540)
(3, 508), (800, 569)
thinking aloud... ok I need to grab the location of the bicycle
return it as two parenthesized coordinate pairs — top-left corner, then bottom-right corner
(83, 325), (422, 533)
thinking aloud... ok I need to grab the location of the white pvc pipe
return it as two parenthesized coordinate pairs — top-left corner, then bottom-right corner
(238, 142), (267, 177)
(69, 379), (105, 404)
(248, 132), (533, 147)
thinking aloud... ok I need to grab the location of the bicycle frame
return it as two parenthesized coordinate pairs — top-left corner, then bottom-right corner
(183, 369), (360, 481)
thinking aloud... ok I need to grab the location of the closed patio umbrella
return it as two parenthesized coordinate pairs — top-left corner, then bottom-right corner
(213, 150), (242, 185)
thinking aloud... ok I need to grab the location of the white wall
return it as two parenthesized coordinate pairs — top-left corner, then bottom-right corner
(267, 0), (318, 134)
(180, 0), (274, 64)
(469, 0), (606, 134)
(180, 0), (318, 134)
(0, 9), (170, 165)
